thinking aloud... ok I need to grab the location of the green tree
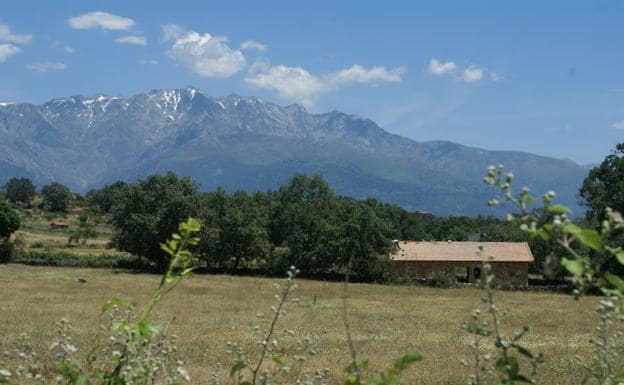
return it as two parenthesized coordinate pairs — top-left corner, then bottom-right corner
(3, 178), (36, 206)
(579, 142), (624, 223)
(579, 142), (624, 276)
(0, 199), (20, 262)
(0, 200), (20, 240)
(86, 181), (128, 214)
(111, 172), (199, 269)
(335, 198), (394, 279)
(197, 189), (270, 271)
(41, 182), (73, 212)
(269, 174), (339, 275)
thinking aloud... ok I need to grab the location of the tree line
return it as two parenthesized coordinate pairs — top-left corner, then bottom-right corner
(1, 142), (623, 280)
(86, 173), (554, 280)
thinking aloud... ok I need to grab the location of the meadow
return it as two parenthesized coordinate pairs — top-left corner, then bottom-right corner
(10, 207), (123, 256)
(0, 264), (612, 385)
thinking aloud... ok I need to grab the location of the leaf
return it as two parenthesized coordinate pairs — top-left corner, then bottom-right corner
(511, 374), (535, 383)
(344, 375), (359, 385)
(598, 273), (624, 296)
(229, 361), (247, 377)
(536, 228), (551, 241)
(546, 204), (571, 214)
(368, 374), (401, 385)
(511, 343), (534, 359)
(561, 258), (585, 276)
(615, 249), (624, 265)
(111, 321), (127, 331)
(102, 297), (135, 313)
(562, 224), (603, 252)
(496, 356), (519, 377)
(85, 346), (99, 364)
(393, 352), (423, 371)
(345, 360), (368, 374)
(271, 356), (284, 367)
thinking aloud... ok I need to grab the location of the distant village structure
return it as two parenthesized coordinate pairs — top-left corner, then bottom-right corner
(49, 221), (70, 230)
(390, 241), (534, 286)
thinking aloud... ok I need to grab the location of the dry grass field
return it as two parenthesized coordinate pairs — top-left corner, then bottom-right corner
(11, 208), (124, 256)
(0, 264), (616, 385)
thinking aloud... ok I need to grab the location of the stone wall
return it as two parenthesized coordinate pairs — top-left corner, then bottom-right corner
(392, 260), (529, 286)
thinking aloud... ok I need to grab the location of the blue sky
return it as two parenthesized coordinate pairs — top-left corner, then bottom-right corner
(1, 0), (623, 164)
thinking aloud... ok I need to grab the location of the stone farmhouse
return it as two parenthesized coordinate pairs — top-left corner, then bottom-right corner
(390, 241), (534, 286)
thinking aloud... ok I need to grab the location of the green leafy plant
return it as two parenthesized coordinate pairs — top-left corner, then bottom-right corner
(483, 164), (624, 384)
(462, 251), (543, 385)
(430, 267), (458, 288)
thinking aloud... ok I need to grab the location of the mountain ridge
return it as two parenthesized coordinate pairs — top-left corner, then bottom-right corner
(0, 87), (588, 216)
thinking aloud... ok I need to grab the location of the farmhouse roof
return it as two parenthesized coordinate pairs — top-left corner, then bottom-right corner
(390, 241), (534, 263)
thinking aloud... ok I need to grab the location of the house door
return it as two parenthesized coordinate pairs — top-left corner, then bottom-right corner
(473, 267), (482, 281)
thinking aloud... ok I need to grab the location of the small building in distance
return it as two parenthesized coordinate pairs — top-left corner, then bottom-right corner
(390, 241), (534, 286)
(49, 221), (70, 230)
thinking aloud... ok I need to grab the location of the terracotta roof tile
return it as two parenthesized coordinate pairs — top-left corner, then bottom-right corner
(390, 241), (534, 262)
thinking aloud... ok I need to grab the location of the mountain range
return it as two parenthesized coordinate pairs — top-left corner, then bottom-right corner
(0, 87), (589, 216)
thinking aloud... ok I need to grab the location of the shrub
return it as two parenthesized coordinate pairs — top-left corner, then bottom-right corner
(12, 233), (25, 249)
(0, 239), (15, 263)
(9, 250), (152, 270)
(430, 267), (457, 288)
(29, 241), (44, 249)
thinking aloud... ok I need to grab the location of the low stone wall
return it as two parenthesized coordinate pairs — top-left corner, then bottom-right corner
(392, 260), (529, 287)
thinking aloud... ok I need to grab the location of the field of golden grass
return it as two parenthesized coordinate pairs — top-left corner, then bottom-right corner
(0, 264), (613, 385)
(11, 208), (125, 256)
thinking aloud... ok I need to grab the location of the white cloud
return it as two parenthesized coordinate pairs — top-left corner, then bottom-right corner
(0, 44), (20, 63)
(115, 35), (147, 46)
(245, 62), (406, 107)
(0, 20), (32, 44)
(26, 62), (67, 72)
(245, 64), (329, 107)
(68, 12), (135, 30)
(328, 64), (405, 84)
(51, 40), (75, 53)
(240, 40), (268, 52)
(462, 65), (484, 83)
(612, 121), (624, 129)
(161, 23), (185, 41)
(428, 58), (498, 83)
(164, 25), (246, 78)
(428, 59), (457, 76)
(490, 72), (504, 81)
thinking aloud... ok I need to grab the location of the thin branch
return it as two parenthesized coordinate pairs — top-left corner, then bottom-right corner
(251, 282), (292, 385)
(342, 251), (359, 380)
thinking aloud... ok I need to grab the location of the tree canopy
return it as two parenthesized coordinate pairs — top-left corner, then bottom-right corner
(579, 142), (624, 223)
(99, 171), (550, 279)
(111, 173), (199, 269)
(41, 182), (73, 212)
(0, 200), (20, 240)
(3, 177), (36, 206)
(87, 181), (128, 214)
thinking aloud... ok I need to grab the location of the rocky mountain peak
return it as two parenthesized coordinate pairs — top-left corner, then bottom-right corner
(0, 87), (587, 215)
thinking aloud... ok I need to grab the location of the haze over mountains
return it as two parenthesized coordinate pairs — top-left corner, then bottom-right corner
(0, 87), (588, 216)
